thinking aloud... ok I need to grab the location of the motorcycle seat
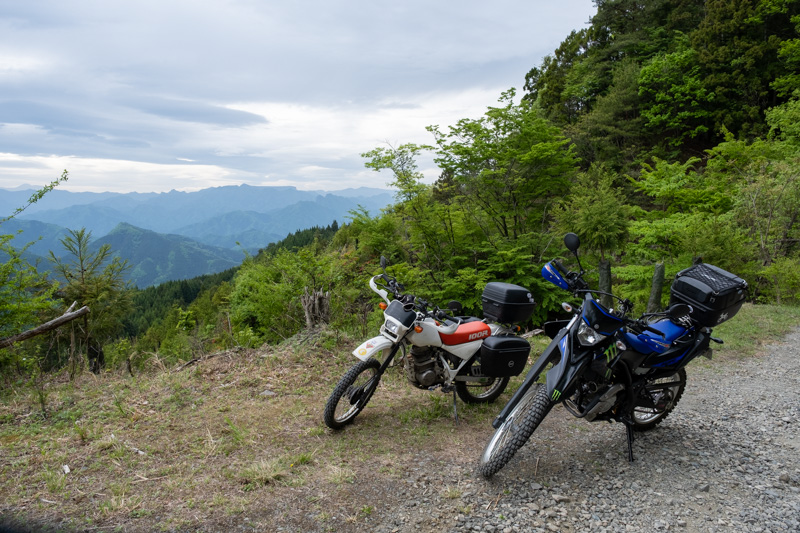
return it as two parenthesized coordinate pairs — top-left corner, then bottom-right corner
(439, 320), (491, 345)
(624, 319), (688, 355)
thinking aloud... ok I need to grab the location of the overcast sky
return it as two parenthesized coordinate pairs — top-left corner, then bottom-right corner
(0, 0), (596, 193)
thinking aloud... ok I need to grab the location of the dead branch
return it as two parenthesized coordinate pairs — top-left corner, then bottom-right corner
(0, 304), (90, 349)
(173, 346), (243, 372)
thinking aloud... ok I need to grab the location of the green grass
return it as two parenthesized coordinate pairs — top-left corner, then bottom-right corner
(710, 303), (800, 358)
(239, 458), (288, 489)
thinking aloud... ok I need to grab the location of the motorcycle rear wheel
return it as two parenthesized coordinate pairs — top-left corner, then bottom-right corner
(323, 358), (381, 429)
(631, 368), (686, 431)
(455, 373), (509, 404)
(478, 383), (552, 478)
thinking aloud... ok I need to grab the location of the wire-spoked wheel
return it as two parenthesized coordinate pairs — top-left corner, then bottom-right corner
(631, 368), (686, 431)
(323, 358), (381, 429)
(478, 383), (552, 478)
(454, 357), (510, 404)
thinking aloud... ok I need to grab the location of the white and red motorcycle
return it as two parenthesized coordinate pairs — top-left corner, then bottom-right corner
(323, 256), (536, 429)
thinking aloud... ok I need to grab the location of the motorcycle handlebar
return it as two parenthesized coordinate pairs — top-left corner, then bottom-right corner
(435, 309), (459, 323)
(552, 260), (569, 275)
(370, 275), (458, 326)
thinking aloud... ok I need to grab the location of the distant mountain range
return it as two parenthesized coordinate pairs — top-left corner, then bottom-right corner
(1, 184), (394, 287)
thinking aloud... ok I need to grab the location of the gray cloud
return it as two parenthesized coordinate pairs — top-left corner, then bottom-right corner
(0, 0), (596, 192)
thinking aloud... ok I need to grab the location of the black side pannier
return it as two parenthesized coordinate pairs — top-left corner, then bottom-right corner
(481, 282), (535, 324)
(670, 263), (747, 326)
(479, 335), (530, 377)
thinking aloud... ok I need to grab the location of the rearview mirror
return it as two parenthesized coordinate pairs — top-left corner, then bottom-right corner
(447, 300), (463, 316)
(380, 256), (387, 270)
(564, 233), (580, 253)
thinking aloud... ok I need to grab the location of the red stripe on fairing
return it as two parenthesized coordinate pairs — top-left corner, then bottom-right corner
(439, 321), (491, 346)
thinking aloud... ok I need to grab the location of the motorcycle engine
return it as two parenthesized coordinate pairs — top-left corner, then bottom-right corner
(405, 346), (445, 389)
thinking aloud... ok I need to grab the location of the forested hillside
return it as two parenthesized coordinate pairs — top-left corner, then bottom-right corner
(2, 0), (799, 378)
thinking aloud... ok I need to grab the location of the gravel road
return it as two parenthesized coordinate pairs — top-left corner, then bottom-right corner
(370, 328), (800, 533)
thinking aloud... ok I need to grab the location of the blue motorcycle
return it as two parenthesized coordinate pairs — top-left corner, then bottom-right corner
(479, 233), (747, 478)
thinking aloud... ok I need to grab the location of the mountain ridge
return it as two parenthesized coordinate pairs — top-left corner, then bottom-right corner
(7, 184), (393, 241)
(95, 222), (244, 288)
(2, 184), (394, 286)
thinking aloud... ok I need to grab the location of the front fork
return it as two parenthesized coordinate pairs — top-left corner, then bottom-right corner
(491, 322), (589, 429)
(492, 330), (564, 429)
(354, 340), (405, 407)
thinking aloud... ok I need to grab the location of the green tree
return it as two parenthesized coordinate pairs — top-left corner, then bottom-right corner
(554, 164), (632, 306)
(49, 228), (131, 374)
(1, 173), (68, 371)
(570, 58), (644, 168)
(0, 236), (57, 341)
(691, 0), (799, 140)
(429, 90), (577, 246)
(524, 29), (592, 124)
(638, 42), (715, 150)
(361, 143), (448, 274)
(766, 90), (800, 145)
(773, 12), (800, 96)
(706, 136), (800, 267)
(230, 247), (335, 343)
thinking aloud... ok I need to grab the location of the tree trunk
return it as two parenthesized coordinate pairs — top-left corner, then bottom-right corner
(647, 262), (666, 313)
(0, 304), (90, 349)
(598, 259), (612, 309)
(300, 287), (330, 329)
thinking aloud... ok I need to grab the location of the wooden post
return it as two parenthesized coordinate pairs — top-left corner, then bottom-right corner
(647, 262), (666, 313)
(598, 259), (612, 309)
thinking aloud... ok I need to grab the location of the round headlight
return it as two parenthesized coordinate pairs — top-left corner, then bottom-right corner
(577, 321), (606, 346)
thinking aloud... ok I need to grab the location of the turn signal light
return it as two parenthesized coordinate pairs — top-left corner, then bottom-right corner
(414, 325), (423, 333)
(379, 302), (387, 310)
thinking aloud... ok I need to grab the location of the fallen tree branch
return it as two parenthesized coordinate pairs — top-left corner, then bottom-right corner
(173, 346), (243, 372)
(0, 304), (90, 349)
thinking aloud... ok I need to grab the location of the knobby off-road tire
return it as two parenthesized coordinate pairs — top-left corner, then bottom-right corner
(479, 383), (552, 478)
(631, 368), (687, 432)
(455, 375), (509, 404)
(323, 358), (381, 429)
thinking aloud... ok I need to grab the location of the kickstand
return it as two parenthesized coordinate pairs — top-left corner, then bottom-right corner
(452, 388), (460, 426)
(625, 422), (635, 462)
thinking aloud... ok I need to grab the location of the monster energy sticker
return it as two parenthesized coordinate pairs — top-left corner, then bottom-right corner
(604, 343), (618, 362)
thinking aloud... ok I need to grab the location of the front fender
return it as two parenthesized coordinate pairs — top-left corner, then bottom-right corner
(353, 335), (395, 362)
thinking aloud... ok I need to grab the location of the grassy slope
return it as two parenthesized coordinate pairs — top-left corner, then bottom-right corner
(0, 303), (798, 532)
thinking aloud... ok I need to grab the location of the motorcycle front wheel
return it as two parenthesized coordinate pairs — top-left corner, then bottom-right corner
(478, 383), (552, 478)
(323, 358), (381, 429)
(631, 368), (686, 431)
